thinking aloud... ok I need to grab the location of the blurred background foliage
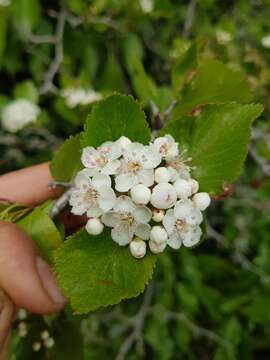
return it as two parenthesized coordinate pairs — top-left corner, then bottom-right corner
(1, 0), (270, 359)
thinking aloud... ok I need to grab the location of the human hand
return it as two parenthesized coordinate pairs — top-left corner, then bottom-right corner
(0, 163), (71, 356)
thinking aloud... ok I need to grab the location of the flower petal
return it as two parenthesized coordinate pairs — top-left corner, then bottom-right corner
(92, 174), (111, 188)
(134, 223), (151, 240)
(111, 223), (133, 246)
(167, 232), (182, 249)
(115, 173), (137, 192)
(101, 211), (120, 227)
(114, 195), (135, 213)
(81, 147), (98, 168)
(102, 159), (121, 175)
(162, 209), (176, 233)
(133, 206), (152, 224)
(86, 206), (103, 217)
(182, 226), (202, 247)
(138, 169), (154, 187)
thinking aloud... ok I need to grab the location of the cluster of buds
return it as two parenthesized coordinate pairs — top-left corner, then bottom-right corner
(32, 330), (55, 352)
(69, 134), (211, 258)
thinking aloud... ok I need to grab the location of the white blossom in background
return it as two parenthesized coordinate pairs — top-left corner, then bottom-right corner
(0, 0), (11, 6)
(69, 134), (211, 258)
(1, 99), (40, 133)
(261, 35), (270, 48)
(216, 30), (232, 45)
(139, 0), (154, 13)
(62, 88), (102, 108)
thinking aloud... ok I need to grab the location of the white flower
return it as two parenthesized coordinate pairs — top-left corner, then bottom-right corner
(154, 167), (171, 183)
(129, 237), (146, 258)
(163, 199), (203, 249)
(261, 35), (270, 48)
(32, 342), (42, 352)
(62, 88), (102, 108)
(174, 179), (192, 198)
(153, 134), (179, 160)
(102, 196), (151, 246)
(1, 99), (40, 133)
(0, 0), (11, 6)
(81, 141), (121, 176)
(115, 142), (161, 192)
(69, 170), (116, 217)
(216, 30), (232, 44)
(150, 183), (177, 209)
(130, 184), (151, 205)
(85, 218), (104, 235)
(139, 0), (153, 13)
(192, 192), (211, 211)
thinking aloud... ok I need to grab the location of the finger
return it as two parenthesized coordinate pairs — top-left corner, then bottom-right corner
(0, 289), (14, 352)
(0, 163), (62, 206)
(0, 221), (67, 315)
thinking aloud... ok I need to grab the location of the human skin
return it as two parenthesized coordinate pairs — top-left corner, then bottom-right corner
(0, 163), (77, 357)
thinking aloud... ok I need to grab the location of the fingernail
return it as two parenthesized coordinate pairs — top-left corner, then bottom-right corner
(36, 256), (67, 305)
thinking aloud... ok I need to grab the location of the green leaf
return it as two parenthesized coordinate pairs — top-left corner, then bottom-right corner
(82, 94), (151, 147)
(98, 50), (125, 93)
(50, 134), (83, 182)
(12, 0), (41, 33)
(171, 42), (198, 94)
(171, 59), (253, 119)
(17, 205), (62, 263)
(13, 80), (39, 103)
(161, 103), (263, 194)
(55, 229), (156, 313)
(0, 8), (8, 68)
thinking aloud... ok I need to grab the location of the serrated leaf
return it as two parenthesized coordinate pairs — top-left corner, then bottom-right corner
(17, 205), (62, 263)
(171, 59), (253, 119)
(55, 229), (156, 313)
(50, 134), (83, 182)
(161, 103), (263, 194)
(82, 94), (151, 147)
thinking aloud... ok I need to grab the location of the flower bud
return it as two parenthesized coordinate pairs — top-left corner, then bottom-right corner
(149, 240), (167, 254)
(152, 209), (165, 222)
(41, 330), (50, 341)
(150, 226), (168, 244)
(17, 309), (27, 320)
(32, 342), (42, 352)
(154, 167), (171, 183)
(151, 183), (177, 209)
(193, 192), (211, 211)
(130, 184), (151, 205)
(44, 337), (55, 349)
(129, 237), (146, 258)
(85, 218), (104, 235)
(118, 136), (131, 151)
(189, 179), (199, 194)
(173, 179), (192, 198)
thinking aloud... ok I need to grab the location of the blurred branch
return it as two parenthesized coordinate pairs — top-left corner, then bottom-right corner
(250, 129), (270, 177)
(39, 9), (67, 95)
(26, 32), (56, 44)
(182, 0), (197, 39)
(165, 310), (234, 354)
(66, 11), (122, 32)
(116, 283), (153, 360)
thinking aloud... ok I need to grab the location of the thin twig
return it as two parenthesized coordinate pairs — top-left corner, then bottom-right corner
(182, 0), (197, 39)
(39, 9), (67, 95)
(116, 283), (153, 360)
(166, 310), (233, 354)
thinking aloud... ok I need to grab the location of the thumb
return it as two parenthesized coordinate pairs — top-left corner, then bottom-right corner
(0, 221), (67, 315)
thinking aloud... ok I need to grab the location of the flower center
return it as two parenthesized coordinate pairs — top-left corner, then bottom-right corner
(175, 219), (187, 233)
(127, 160), (142, 174)
(121, 212), (134, 226)
(84, 187), (99, 205)
(159, 143), (169, 156)
(97, 154), (108, 167)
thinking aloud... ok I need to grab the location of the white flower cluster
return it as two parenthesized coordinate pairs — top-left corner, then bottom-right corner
(69, 135), (211, 259)
(1, 99), (40, 133)
(62, 87), (102, 108)
(0, 0), (11, 6)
